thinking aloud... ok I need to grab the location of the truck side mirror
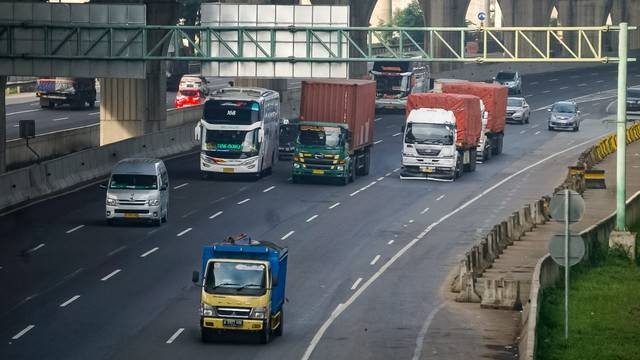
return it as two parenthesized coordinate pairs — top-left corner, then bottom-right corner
(192, 271), (200, 284)
(272, 275), (279, 287)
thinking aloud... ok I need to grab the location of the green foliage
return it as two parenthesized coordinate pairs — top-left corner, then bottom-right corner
(392, 0), (424, 45)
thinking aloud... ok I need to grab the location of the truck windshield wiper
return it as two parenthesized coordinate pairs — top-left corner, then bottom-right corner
(211, 282), (240, 289)
(236, 283), (263, 291)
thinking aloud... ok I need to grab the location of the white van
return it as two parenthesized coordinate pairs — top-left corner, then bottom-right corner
(101, 158), (169, 226)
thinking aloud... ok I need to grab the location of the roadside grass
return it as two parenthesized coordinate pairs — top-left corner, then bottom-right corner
(536, 232), (640, 360)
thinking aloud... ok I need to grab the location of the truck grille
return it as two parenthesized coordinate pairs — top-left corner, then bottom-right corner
(416, 148), (440, 156)
(216, 307), (251, 318)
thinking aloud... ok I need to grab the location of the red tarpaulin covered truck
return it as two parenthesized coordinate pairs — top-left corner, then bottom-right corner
(441, 82), (508, 161)
(401, 93), (482, 181)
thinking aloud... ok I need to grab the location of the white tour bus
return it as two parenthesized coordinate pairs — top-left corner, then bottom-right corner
(195, 87), (280, 178)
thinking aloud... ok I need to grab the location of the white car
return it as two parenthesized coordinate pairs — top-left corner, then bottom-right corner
(506, 97), (530, 124)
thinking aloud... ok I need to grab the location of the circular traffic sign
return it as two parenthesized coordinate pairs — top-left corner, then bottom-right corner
(549, 189), (585, 223)
(549, 234), (586, 267)
(477, 12), (487, 21)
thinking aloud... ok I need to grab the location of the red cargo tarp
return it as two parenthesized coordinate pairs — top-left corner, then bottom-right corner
(406, 93), (483, 148)
(300, 80), (376, 152)
(441, 82), (508, 133)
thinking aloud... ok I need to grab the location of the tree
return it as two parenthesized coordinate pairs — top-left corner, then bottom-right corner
(393, 0), (425, 45)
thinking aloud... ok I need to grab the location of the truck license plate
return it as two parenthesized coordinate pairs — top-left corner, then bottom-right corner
(124, 213), (138, 218)
(420, 166), (435, 173)
(223, 167), (234, 173)
(312, 169), (325, 175)
(223, 319), (243, 327)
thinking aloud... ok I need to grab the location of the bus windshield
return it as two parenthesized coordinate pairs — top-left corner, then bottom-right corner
(203, 100), (260, 125)
(204, 129), (260, 159)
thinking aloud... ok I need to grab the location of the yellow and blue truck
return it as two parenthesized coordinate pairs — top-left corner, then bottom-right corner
(192, 234), (288, 343)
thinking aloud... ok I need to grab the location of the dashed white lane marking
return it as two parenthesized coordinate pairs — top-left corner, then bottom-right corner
(306, 215), (319, 223)
(392, 132), (402, 137)
(108, 245), (126, 256)
(166, 328), (185, 344)
(531, 124), (540, 128)
(408, 219), (415, 223)
(88, 112), (100, 115)
(59, 295), (81, 308)
(300, 135), (601, 360)
(590, 72), (599, 76)
(101, 269), (122, 281)
(549, 78), (559, 82)
(350, 278), (363, 290)
(420, 207), (430, 215)
(173, 183), (188, 190)
(209, 211), (223, 219)
(582, 112), (591, 117)
(436, 194), (445, 201)
(387, 240), (395, 245)
(385, 172), (392, 177)
(393, 168), (400, 172)
(12, 124), (19, 127)
(530, 81), (539, 85)
(52, 117), (68, 122)
(542, 90), (551, 94)
(370, 255), (381, 265)
(596, 79), (606, 83)
(140, 247), (159, 258)
(377, 177), (384, 181)
(263, 186), (276, 193)
(375, 117), (382, 122)
(329, 202), (340, 209)
(287, 177), (293, 181)
(592, 102), (601, 107)
(560, 86), (569, 90)
(7, 109), (41, 116)
(177, 228), (192, 237)
(578, 83), (587, 87)
(237, 198), (251, 205)
(12, 325), (35, 340)
(66, 225), (85, 234)
(535, 131), (541, 135)
(520, 130), (526, 134)
(281, 231), (295, 240)
(26, 243), (45, 254)
(349, 190), (360, 197)
(374, 140), (383, 145)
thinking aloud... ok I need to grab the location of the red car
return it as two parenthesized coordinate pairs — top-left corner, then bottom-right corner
(174, 75), (208, 108)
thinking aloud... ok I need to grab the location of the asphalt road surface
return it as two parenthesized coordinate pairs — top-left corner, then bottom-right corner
(1, 65), (639, 360)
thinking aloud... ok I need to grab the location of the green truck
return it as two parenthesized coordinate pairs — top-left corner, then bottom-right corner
(291, 80), (376, 185)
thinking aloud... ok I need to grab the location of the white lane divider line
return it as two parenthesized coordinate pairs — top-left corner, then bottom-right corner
(12, 325), (35, 340)
(166, 328), (185, 344)
(393, 168), (400, 172)
(140, 247), (159, 258)
(350, 278), (363, 290)
(281, 231), (295, 240)
(531, 124), (540, 128)
(519, 130), (526, 134)
(420, 207), (430, 215)
(375, 117), (382, 122)
(209, 211), (223, 219)
(560, 86), (569, 90)
(52, 117), (68, 122)
(535, 131), (541, 135)
(237, 198), (251, 205)
(385, 172), (392, 177)
(306, 215), (319, 223)
(525, 94), (533, 98)
(12, 124), (19, 127)
(59, 295), (81, 308)
(596, 79), (606, 83)
(409, 219), (415, 223)
(66, 225), (85, 234)
(578, 83), (587, 87)
(530, 81), (539, 85)
(387, 240), (395, 245)
(370, 255), (381, 266)
(349, 190), (360, 197)
(377, 177), (384, 181)
(374, 140), (384, 145)
(108, 245), (126, 256)
(177, 228), (192, 237)
(7, 109), (41, 116)
(542, 90), (551, 94)
(26, 243), (45, 254)
(590, 72), (599, 76)
(392, 132), (402, 137)
(173, 183), (188, 190)
(329, 202), (340, 209)
(581, 112), (591, 117)
(88, 112), (100, 116)
(300, 135), (601, 360)
(263, 186), (276, 193)
(549, 78), (559, 82)
(436, 194), (445, 201)
(101, 269), (122, 282)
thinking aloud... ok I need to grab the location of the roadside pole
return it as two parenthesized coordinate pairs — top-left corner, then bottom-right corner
(564, 189), (570, 339)
(616, 22), (628, 231)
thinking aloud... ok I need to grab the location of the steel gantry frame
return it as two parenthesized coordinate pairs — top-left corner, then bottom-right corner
(0, 23), (635, 63)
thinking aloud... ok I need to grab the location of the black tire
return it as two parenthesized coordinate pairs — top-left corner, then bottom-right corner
(351, 157), (359, 181)
(362, 150), (370, 176)
(259, 321), (271, 344)
(88, 101), (96, 109)
(484, 145), (492, 162)
(162, 207), (168, 223)
(463, 149), (477, 172)
(154, 216), (162, 227)
(491, 136), (500, 156)
(525, 115), (530, 124)
(548, 125), (553, 131)
(106, 218), (114, 226)
(274, 311), (283, 337)
(454, 155), (462, 180)
(201, 171), (209, 180)
(292, 175), (301, 184)
(201, 327), (213, 343)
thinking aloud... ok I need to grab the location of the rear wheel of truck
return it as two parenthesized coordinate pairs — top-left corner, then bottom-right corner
(463, 149), (477, 172)
(274, 310), (283, 337)
(496, 135), (504, 155)
(454, 155), (463, 180)
(483, 145), (492, 162)
(292, 175), (302, 184)
(361, 150), (370, 176)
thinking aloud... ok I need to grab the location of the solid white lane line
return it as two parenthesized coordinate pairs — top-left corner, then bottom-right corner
(420, 207), (430, 214)
(108, 245), (126, 256)
(387, 240), (395, 245)
(375, 117), (382, 122)
(370, 255), (381, 265)
(66, 225), (85, 234)
(177, 228), (192, 237)
(263, 186), (276, 193)
(101, 269), (122, 281)
(7, 109), (41, 116)
(173, 183), (188, 190)
(27, 243), (45, 253)
(436, 194), (445, 201)
(237, 198), (251, 205)
(535, 131), (541, 135)
(52, 117), (68, 121)
(209, 211), (223, 219)
(329, 202), (340, 209)
(140, 247), (159, 258)
(349, 190), (360, 197)
(412, 303), (447, 360)
(306, 215), (319, 223)
(392, 132), (402, 137)
(301, 136), (601, 360)
(59, 295), (81, 308)
(281, 231), (295, 240)
(374, 140), (383, 144)
(12, 325), (35, 340)
(166, 328), (185, 344)
(88, 112), (100, 115)
(520, 130), (526, 134)
(377, 177), (384, 181)
(350, 278), (363, 290)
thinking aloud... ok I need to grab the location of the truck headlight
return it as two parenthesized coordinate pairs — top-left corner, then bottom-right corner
(336, 165), (344, 171)
(106, 198), (117, 206)
(148, 199), (160, 206)
(293, 162), (301, 169)
(201, 303), (216, 317)
(439, 147), (454, 157)
(250, 307), (267, 319)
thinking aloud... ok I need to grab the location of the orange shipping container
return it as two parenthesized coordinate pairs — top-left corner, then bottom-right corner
(406, 93), (483, 149)
(441, 82), (508, 134)
(299, 80), (376, 153)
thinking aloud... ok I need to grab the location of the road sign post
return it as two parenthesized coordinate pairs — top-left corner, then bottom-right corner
(616, 23), (628, 231)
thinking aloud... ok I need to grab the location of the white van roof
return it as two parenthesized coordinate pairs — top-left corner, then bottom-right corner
(111, 158), (163, 175)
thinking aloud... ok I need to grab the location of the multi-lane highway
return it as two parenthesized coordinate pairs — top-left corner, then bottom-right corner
(1, 65), (639, 360)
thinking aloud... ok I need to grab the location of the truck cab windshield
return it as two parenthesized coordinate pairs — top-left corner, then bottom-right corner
(405, 123), (454, 145)
(204, 262), (266, 295)
(204, 129), (260, 159)
(297, 126), (344, 148)
(374, 75), (405, 95)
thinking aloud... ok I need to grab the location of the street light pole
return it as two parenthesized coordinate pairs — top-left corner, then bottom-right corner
(615, 22), (628, 231)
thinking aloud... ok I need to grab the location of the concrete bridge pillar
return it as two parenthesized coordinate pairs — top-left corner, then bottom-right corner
(557, 0), (612, 55)
(0, 76), (5, 174)
(418, 0), (470, 72)
(498, 0), (555, 58)
(611, 0), (640, 50)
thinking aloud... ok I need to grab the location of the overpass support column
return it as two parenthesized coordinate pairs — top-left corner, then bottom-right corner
(498, 0), (554, 58)
(0, 76), (6, 173)
(612, 0), (640, 51)
(418, 0), (469, 73)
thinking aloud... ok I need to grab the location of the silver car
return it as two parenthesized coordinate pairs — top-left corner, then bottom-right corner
(506, 97), (530, 124)
(548, 101), (581, 131)
(101, 158), (170, 226)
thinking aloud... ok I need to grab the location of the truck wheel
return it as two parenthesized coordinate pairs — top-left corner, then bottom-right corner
(39, 99), (49, 108)
(454, 156), (462, 179)
(351, 156), (359, 180)
(274, 311), (283, 337)
(362, 150), (370, 176)
(201, 171), (209, 180)
(469, 149), (477, 172)
(259, 321), (271, 344)
(484, 146), (492, 162)
(496, 135), (504, 154)
(201, 327), (214, 343)
(88, 101), (96, 109)
(292, 175), (301, 184)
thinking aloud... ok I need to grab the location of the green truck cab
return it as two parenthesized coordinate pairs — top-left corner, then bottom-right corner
(192, 234), (288, 344)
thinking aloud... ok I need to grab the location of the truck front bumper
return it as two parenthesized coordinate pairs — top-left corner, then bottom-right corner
(376, 98), (407, 110)
(400, 156), (456, 180)
(201, 317), (264, 331)
(292, 166), (348, 178)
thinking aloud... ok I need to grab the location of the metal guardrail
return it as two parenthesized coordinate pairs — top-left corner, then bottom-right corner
(0, 24), (636, 63)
